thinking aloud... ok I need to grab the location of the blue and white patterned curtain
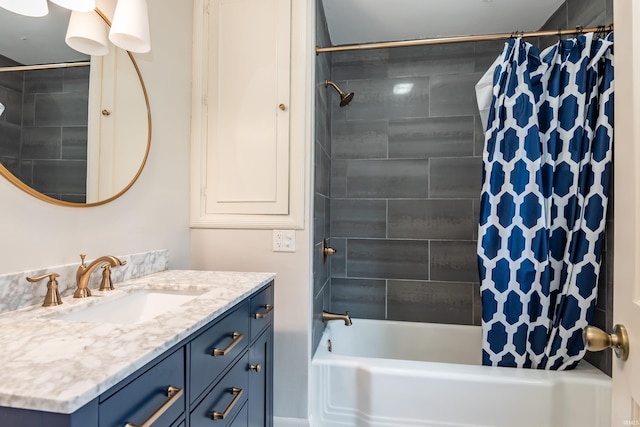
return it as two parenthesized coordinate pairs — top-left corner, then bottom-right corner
(476, 32), (614, 370)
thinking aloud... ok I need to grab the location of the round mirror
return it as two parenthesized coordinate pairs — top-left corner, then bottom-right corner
(0, 5), (150, 207)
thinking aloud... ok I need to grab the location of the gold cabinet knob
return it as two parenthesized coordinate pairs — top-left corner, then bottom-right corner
(584, 324), (629, 361)
(250, 363), (261, 372)
(278, 103), (286, 111)
(101, 109), (111, 116)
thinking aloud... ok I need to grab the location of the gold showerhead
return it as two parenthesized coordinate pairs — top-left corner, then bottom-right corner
(325, 79), (354, 107)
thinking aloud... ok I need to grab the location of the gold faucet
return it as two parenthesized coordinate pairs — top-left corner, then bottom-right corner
(74, 254), (127, 298)
(322, 310), (352, 326)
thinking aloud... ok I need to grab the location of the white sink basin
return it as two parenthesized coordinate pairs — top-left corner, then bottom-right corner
(51, 289), (205, 325)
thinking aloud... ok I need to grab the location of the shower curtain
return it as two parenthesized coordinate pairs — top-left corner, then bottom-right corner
(476, 32), (614, 370)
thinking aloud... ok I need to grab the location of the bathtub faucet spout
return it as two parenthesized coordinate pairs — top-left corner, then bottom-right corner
(322, 310), (352, 326)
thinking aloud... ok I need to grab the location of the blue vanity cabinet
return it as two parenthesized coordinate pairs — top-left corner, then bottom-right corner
(190, 282), (274, 426)
(0, 282), (274, 427)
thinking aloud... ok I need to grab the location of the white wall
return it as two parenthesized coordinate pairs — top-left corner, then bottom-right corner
(191, 229), (312, 420)
(191, 0), (314, 421)
(0, 0), (193, 274)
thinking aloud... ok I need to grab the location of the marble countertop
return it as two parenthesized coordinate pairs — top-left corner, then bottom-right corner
(0, 270), (276, 414)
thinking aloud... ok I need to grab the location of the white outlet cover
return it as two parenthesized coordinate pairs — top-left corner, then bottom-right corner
(273, 230), (296, 252)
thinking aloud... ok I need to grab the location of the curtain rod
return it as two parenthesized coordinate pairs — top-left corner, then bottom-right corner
(0, 61), (90, 73)
(315, 24), (614, 54)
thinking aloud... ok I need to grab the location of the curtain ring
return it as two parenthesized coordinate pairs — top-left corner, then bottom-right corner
(557, 28), (562, 41)
(574, 25), (583, 37)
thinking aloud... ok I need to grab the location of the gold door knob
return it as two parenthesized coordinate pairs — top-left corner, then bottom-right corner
(583, 324), (629, 361)
(278, 103), (286, 111)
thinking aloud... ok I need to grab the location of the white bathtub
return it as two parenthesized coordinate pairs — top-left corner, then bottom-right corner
(311, 319), (611, 427)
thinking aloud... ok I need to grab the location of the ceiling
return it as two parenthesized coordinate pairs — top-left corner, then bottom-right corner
(321, 0), (566, 46)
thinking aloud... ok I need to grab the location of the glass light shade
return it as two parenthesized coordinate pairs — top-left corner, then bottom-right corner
(95, 0), (115, 22)
(0, 0), (48, 17)
(65, 10), (109, 56)
(50, 0), (96, 13)
(109, 0), (150, 53)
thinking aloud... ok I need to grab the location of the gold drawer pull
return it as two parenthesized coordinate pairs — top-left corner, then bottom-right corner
(254, 304), (273, 319)
(124, 385), (183, 427)
(250, 363), (261, 373)
(212, 387), (243, 420)
(212, 332), (244, 357)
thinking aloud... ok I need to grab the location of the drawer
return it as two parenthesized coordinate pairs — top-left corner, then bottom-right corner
(190, 353), (249, 427)
(229, 401), (248, 427)
(99, 348), (185, 427)
(250, 283), (274, 341)
(190, 301), (250, 402)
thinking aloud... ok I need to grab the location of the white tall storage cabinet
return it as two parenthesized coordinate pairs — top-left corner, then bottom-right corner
(191, 0), (305, 229)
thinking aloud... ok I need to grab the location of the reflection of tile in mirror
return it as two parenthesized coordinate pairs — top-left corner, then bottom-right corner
(62, 127), (88, 160)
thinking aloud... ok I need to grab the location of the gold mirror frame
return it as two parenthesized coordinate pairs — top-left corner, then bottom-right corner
(0, 8), (151, 208)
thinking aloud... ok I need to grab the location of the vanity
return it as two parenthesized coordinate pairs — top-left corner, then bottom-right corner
(0, 270), (274, 427)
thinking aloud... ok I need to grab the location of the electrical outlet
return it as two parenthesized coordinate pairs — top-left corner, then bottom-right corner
(273, 230), (296, 252)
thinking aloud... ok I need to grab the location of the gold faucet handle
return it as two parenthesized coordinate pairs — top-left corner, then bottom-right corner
(26, 272), (60, 283)
(99, 263), (115, 291)
(26, 273), (63, 307)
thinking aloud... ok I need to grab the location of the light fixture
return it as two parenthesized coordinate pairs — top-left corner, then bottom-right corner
(65, 10), (109, 56)
(0, 0), (48, 17)
(109, 0), (151, 53)
(50, 0), (95, 12)
(0, 0), (151, 55)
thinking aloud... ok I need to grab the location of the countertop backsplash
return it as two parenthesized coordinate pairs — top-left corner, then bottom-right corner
(0, 249), (169, 314)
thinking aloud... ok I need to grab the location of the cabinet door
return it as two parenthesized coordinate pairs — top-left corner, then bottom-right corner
(192, 0), (298, 228)
(248, 327), (273, 427)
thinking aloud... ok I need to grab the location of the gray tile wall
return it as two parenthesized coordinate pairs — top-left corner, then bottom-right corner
(312, 0), (332, 355)
(0, 60), (89, 203)
(539, 0), (614, 377)
(0, 55), (24, 178)
(328, 43), (489, 326)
